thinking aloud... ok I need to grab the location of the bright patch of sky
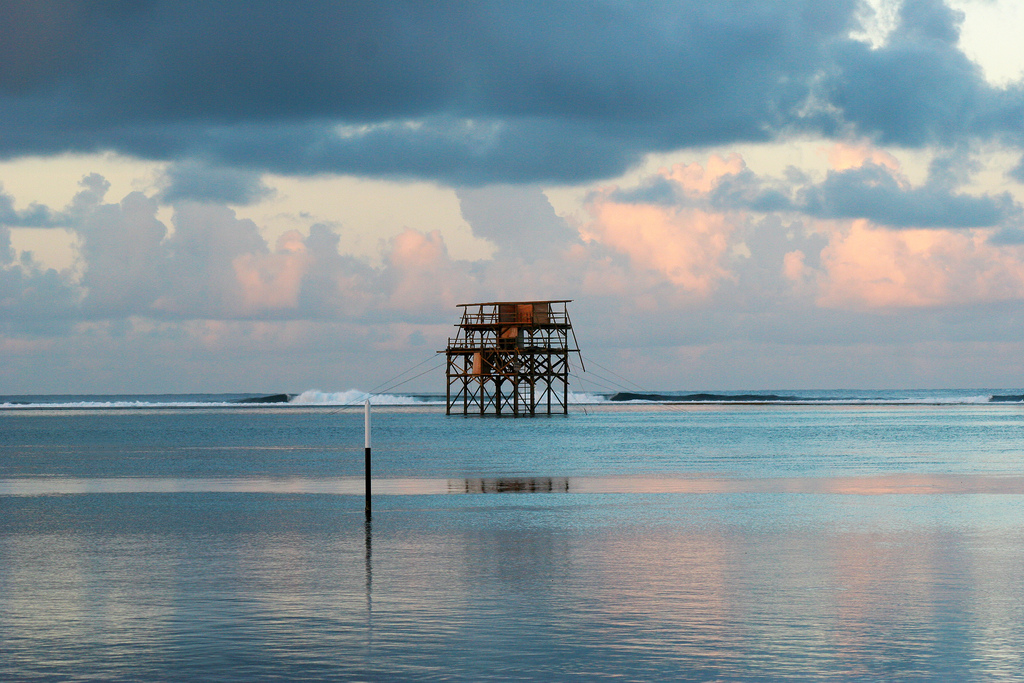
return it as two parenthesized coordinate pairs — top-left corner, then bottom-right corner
(231, 175), (494, 265)
(853, 0), (1024, 88)
(2, 156), (494, 271)
(953, 0), (1024, 86)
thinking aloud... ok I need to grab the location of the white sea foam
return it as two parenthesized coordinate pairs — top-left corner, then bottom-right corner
(0, 400), (236, 409)
(290, 389), (439, 406)
(568, 392), (609, 404)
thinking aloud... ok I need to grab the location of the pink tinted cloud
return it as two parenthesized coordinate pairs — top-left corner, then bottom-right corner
(383, 228), (471, 311)
(581, 200), (736, 295)
(232, 230), (310, 313)
(665, 153), (746, 195)
(824, 142), (902, 174)
(577, 147), (1024, 311)
(816, 220), (1024, 308)
(782, 249), (807, 282)
(804, 142), (1024, 308)
(229, 224), (476, 317)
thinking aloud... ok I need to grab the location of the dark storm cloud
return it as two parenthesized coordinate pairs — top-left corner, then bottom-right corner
(1, 1), (847, 124)
(827, 0), (1024, 147)
(0, 0), (1001, 183)
(606, 176), (682, 206)
(0, 0), (1021, 185)
(988, 227), (1024, 245)
(160, 163), (273, 205)
(708, 170), (796, 213)
(798, 163), (1014, 227)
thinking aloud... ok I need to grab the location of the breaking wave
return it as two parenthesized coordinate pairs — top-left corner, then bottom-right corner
(290, 389), (442, 406)
(568, 392), (609, 404)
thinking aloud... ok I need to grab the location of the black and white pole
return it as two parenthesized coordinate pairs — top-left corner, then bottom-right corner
(364, 398), (372, 516)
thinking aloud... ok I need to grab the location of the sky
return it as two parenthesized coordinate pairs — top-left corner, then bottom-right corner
(4, 0), (1024, 394)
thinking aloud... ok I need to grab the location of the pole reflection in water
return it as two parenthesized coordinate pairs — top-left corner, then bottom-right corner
(364, 511), (372, 661)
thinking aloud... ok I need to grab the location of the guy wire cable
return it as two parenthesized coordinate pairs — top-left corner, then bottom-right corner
(579, 354), (647, 391)
(570, 354), (704, 415)
(325, 352), (445, 414)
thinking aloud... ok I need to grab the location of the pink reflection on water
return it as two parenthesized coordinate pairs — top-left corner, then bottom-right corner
(3, 473), (1024, 496)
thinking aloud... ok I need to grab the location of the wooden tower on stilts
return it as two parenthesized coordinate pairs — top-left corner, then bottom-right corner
(443, 300), (582, 416)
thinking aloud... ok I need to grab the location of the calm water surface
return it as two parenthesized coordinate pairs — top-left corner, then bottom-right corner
(3, 403), (1024, 680)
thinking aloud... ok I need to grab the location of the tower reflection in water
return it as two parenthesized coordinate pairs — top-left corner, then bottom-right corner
(455, 477), (571, 494)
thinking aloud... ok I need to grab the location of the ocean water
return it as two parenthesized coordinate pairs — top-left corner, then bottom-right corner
(3, 391), (1024, 680)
